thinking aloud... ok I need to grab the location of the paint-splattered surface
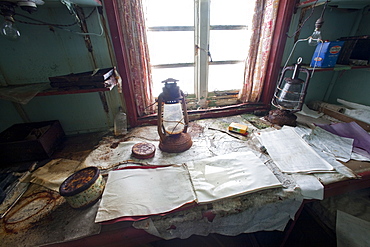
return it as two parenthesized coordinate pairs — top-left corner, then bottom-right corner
(0, 183), (101, 247)
(1, 115), (368, 246)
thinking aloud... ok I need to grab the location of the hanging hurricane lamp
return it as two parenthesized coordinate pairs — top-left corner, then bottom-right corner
(267, 57), (311, 126)
(157, 78), (192, 153)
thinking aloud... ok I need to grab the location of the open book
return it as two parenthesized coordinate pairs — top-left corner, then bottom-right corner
(95, 151), (282, 223)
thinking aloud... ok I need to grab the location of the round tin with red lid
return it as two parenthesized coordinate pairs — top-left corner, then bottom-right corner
(131, 142), (156, 159)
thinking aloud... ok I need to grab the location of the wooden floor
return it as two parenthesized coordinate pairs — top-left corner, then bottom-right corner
(148, 206), (337, 247)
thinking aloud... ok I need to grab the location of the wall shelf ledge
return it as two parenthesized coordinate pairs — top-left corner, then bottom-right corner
(36, 84), (115, 96)
(303, 64), (370, 72)
(0, 83), (115, 105)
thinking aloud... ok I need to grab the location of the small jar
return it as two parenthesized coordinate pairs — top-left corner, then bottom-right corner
(114, 107), (128, 136)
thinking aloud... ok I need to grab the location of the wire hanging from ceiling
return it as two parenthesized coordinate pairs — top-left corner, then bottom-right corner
(12, 7), (104, 36)
(287, 0), (319, 39)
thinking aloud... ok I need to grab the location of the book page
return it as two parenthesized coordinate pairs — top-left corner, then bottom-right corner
(95, 165), (196, 223)
(309, 127), (353, 162)
(259, 127), (333, 173)
(187, 151), (282, 204)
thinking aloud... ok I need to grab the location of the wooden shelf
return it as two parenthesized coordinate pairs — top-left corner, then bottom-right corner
(0, 84), (115, 105)
(297, 0), (370, 9)
(36, 85), (115, 96)
(44, 0), (102, 7)
(297, 0), (328, 8)
(302, 65), (370, 72)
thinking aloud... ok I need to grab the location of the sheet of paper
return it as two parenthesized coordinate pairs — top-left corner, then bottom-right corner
(83, 140), (214, 171)
(259, 127), (333, 173)
(338, 98), (370, 124)
(351, 152), (370, 161)
(30, 159), (85, 191)
(296, 104), (324, 118)
(292, 174), (323, 200)
(302, 127), (354, 162)
(95, 164), (197, 223)
(317, 121), (370, 156)
(338, 98), (370, 111)
(294, 126), (358, 179)
(336, 210), (370, 247)
(187, 151), (282, 204)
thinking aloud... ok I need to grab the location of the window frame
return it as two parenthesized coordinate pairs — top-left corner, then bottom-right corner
(104, 0), (296, 127)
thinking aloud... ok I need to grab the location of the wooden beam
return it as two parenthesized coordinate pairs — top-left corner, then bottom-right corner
(319, 107), (370, 131)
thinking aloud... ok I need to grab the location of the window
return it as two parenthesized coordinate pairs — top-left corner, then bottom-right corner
(144, 0), (255, 108)
(104, 0), (295, 127)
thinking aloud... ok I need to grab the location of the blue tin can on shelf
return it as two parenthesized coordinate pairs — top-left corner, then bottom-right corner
(310, 41), (345, 68)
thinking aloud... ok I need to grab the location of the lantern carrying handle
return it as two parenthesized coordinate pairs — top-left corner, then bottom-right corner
(157, 94), (166, 141)
(272, 58), (311, 112)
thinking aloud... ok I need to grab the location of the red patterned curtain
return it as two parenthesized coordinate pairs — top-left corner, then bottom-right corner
(116, 0), (155, 116)
(239, 0), (280, 103)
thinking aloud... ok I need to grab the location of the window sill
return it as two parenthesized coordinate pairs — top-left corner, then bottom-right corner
(137, 102), (269, 126)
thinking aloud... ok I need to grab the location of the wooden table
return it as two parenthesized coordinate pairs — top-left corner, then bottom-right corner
(2, 116), (370, 247)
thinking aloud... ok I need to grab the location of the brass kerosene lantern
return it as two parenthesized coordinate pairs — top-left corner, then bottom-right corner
(157, 78), (192, 153)
(267, 57), (311, 126)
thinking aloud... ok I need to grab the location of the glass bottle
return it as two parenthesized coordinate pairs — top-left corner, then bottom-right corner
(114, 107), (127, 136)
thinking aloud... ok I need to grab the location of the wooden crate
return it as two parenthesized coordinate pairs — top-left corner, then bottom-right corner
(0, 120), (65, 164)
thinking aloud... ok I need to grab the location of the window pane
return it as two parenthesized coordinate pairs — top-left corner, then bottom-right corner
(147, 31), (194, 65)
(144, 0), (194, 26)
(208, 64), (244, 92)
(210, 0), (254, 25)
(151, 67), (195, 97)
(210, 30), (251, 61)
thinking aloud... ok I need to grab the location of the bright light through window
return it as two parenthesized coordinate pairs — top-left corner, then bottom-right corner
(151, 67), (194, 97)
(144, 0), (256, 106)
(147, 31), (194, 65)
(144, 0), (194, 27)
(210, 0), (251, 25)
(209, 63), (245, 92)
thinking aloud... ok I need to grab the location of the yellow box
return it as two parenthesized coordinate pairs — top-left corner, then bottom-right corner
(228, 122), (248, 135)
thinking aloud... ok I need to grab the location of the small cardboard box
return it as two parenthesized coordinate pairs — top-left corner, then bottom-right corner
(0, 120), (65, 164)
(228, 122), (248, 135)
(310, 41), (345, 68)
